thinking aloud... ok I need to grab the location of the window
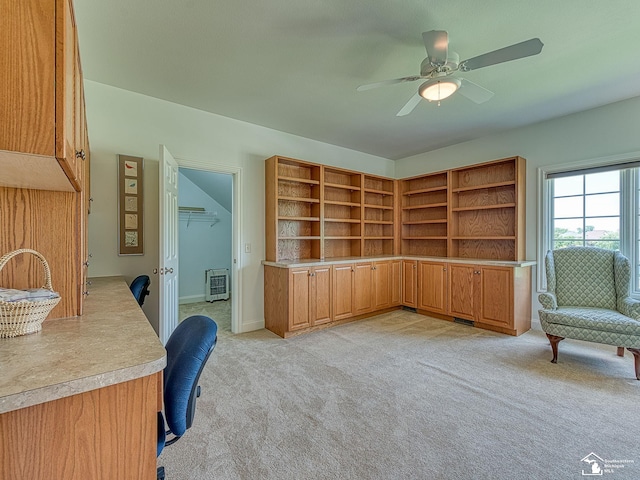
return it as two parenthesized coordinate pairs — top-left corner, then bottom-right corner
(540, 157), (640, 296)
(551, 171), (620, 250)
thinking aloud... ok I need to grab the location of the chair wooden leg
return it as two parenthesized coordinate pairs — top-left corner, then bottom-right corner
(627, 348), (640, 380)
(546, 334), (564, 363)
(617, 347), (625, 357)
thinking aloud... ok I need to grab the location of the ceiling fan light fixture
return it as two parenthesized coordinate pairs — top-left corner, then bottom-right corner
(419, 77), (461, 101)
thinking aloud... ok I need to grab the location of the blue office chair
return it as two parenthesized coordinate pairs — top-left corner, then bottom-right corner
(157, 315), (218, 480)
(129, 275), (150, 306)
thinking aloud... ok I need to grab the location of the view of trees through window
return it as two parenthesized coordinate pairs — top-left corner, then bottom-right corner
(552, 171), (620, 250)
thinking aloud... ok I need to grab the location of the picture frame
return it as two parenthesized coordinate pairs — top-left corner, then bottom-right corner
(118, 154), (144, 255)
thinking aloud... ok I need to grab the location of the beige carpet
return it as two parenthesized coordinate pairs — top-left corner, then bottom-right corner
(162, 308), (640, 479)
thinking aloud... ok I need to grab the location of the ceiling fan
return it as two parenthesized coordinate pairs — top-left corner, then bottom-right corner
(357, 30), (544, 116)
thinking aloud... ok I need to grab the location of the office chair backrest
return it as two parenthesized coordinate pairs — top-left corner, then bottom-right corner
(163, 315), (218, 438)
(130, 275), (151, 306)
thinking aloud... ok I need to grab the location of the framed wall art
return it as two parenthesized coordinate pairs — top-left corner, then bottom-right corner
(118, 154), (144, 255)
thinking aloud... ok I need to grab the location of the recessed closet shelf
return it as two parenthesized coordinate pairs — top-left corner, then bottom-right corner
(364, 204), (394, 210)
(451, 203), (516, 212)
(402, 202), (447, 210)
(324, 200), (360, 207)
(324, 182), (360, 191)
(403, 186), (448, 196)
(278, 196), (320, 203)
(277, 175), (320, 185)
(451, 180), (515, 193)
(324, 218), (361, 223)
(278, 216), (320, 222)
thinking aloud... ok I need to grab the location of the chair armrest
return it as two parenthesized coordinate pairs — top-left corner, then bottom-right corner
(538, 292), (558, 310)
(618, 297), (640, 320)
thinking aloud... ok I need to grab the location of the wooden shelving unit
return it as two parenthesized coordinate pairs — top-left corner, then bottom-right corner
(363, 174), (396, 256)
(266, 155), (525, 263)
(323, 167), (363, 258)
(449, 157), (525, 261)
(400, 171), (449, 257)
(266, 156), (322, 261)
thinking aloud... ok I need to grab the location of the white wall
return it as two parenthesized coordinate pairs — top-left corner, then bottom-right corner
(178, 172), (232, 303)
(395, 95), (640, 320)
(85, 80), (394, 333)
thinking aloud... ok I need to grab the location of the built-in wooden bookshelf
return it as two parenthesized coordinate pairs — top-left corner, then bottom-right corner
(363, 174), (396, 256)
(400, 171), (449, 257)
(266, 155), (525, 263)
(449, 157), (525, 261)
(266, 156), (322, 261)
(323, 167), (363, 258)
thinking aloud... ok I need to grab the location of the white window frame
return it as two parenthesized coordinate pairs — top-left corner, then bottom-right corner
(538, 151), (640, 297)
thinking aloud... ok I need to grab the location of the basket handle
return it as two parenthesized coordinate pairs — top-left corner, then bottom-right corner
(0, 249), (54, 290)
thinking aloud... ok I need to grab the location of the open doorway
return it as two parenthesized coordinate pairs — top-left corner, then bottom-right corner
(177, 167), (233, 332)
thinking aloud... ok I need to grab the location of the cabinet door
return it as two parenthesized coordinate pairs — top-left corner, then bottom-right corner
(402, 260), (417, 307)
(477, 266), (513, 328)
(353, 262), (373, 315)
(372, 261), (391, 310)
(448, 264), (475, 320)
(55, 0), (80, 190)
(333, 264), (354, 320)
(390, 260), (402, 306)
(289, 268), (311, 330)
(417, 261), (447, 314)
(311, 266), (332, 325)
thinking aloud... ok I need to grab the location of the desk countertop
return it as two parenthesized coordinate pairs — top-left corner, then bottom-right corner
(0, 276), (166, 414)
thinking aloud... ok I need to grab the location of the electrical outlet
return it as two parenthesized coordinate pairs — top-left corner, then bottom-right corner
(244, 243), (251, 253)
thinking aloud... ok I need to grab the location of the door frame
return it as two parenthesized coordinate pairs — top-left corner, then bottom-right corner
(173, 156), (243, 334)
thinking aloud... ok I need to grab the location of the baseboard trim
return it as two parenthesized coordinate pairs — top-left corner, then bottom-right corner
(178, 295), (205, 305)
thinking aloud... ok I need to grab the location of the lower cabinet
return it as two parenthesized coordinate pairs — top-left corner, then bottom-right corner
(265, 259), (531, 338)
(265, 260), (403, 338)
(417, 261), (447, 315)
(333, 264), (354, 321)
(447, 263), (531, 335)
(402, 259), (418, 307)
(289, 266), (333, 331)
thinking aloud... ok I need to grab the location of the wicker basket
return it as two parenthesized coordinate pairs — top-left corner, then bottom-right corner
(0, 249), (61, 338)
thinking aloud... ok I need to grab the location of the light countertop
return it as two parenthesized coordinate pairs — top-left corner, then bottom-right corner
(263, 255), (536, 268)
(0, 276), (166, 414)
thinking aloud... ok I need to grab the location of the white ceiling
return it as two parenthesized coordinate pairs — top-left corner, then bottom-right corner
(74, 0), (640, 160)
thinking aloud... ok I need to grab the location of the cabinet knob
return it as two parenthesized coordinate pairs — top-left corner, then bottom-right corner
(443, 268), (447, 271)
(76, 149), (86, 160)
(413, 265), (417, 269)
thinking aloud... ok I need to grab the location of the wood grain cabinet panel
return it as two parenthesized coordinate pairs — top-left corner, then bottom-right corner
(1, 0), (87, 192)
(477, 266), (512, 328)
(289, 268), (312, 331)
(311, 265), (332, 325)
(0, 374), (159, 480)
(333, 264), (354, 321)
(390, 260), (402, 306)
(447, 264), (476, 321)
(353, 262), (373, 315)
(417, 261), (447, 315)
(402, 259), (417, 308)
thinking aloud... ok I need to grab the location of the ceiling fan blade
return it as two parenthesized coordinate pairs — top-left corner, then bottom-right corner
(396, 93), (422, 117)
(422, 30), (449, 67)
(459, 38), (544, 72)
(458, 79), (494, 104)
(357, 76), (423, 91)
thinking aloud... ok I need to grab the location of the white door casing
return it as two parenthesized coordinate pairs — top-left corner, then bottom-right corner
(159, 145), (179, 344)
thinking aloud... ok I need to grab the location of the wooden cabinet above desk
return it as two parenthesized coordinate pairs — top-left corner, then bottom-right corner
(0, 0), (88, 192)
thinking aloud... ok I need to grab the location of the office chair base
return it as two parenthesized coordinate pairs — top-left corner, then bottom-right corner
(157, 466), (165, 480)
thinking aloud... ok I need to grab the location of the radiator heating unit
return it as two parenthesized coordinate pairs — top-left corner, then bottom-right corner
(205, 268), (229, 301)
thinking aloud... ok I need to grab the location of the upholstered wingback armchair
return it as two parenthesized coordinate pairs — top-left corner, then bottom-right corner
(539, 247), (640, 379)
